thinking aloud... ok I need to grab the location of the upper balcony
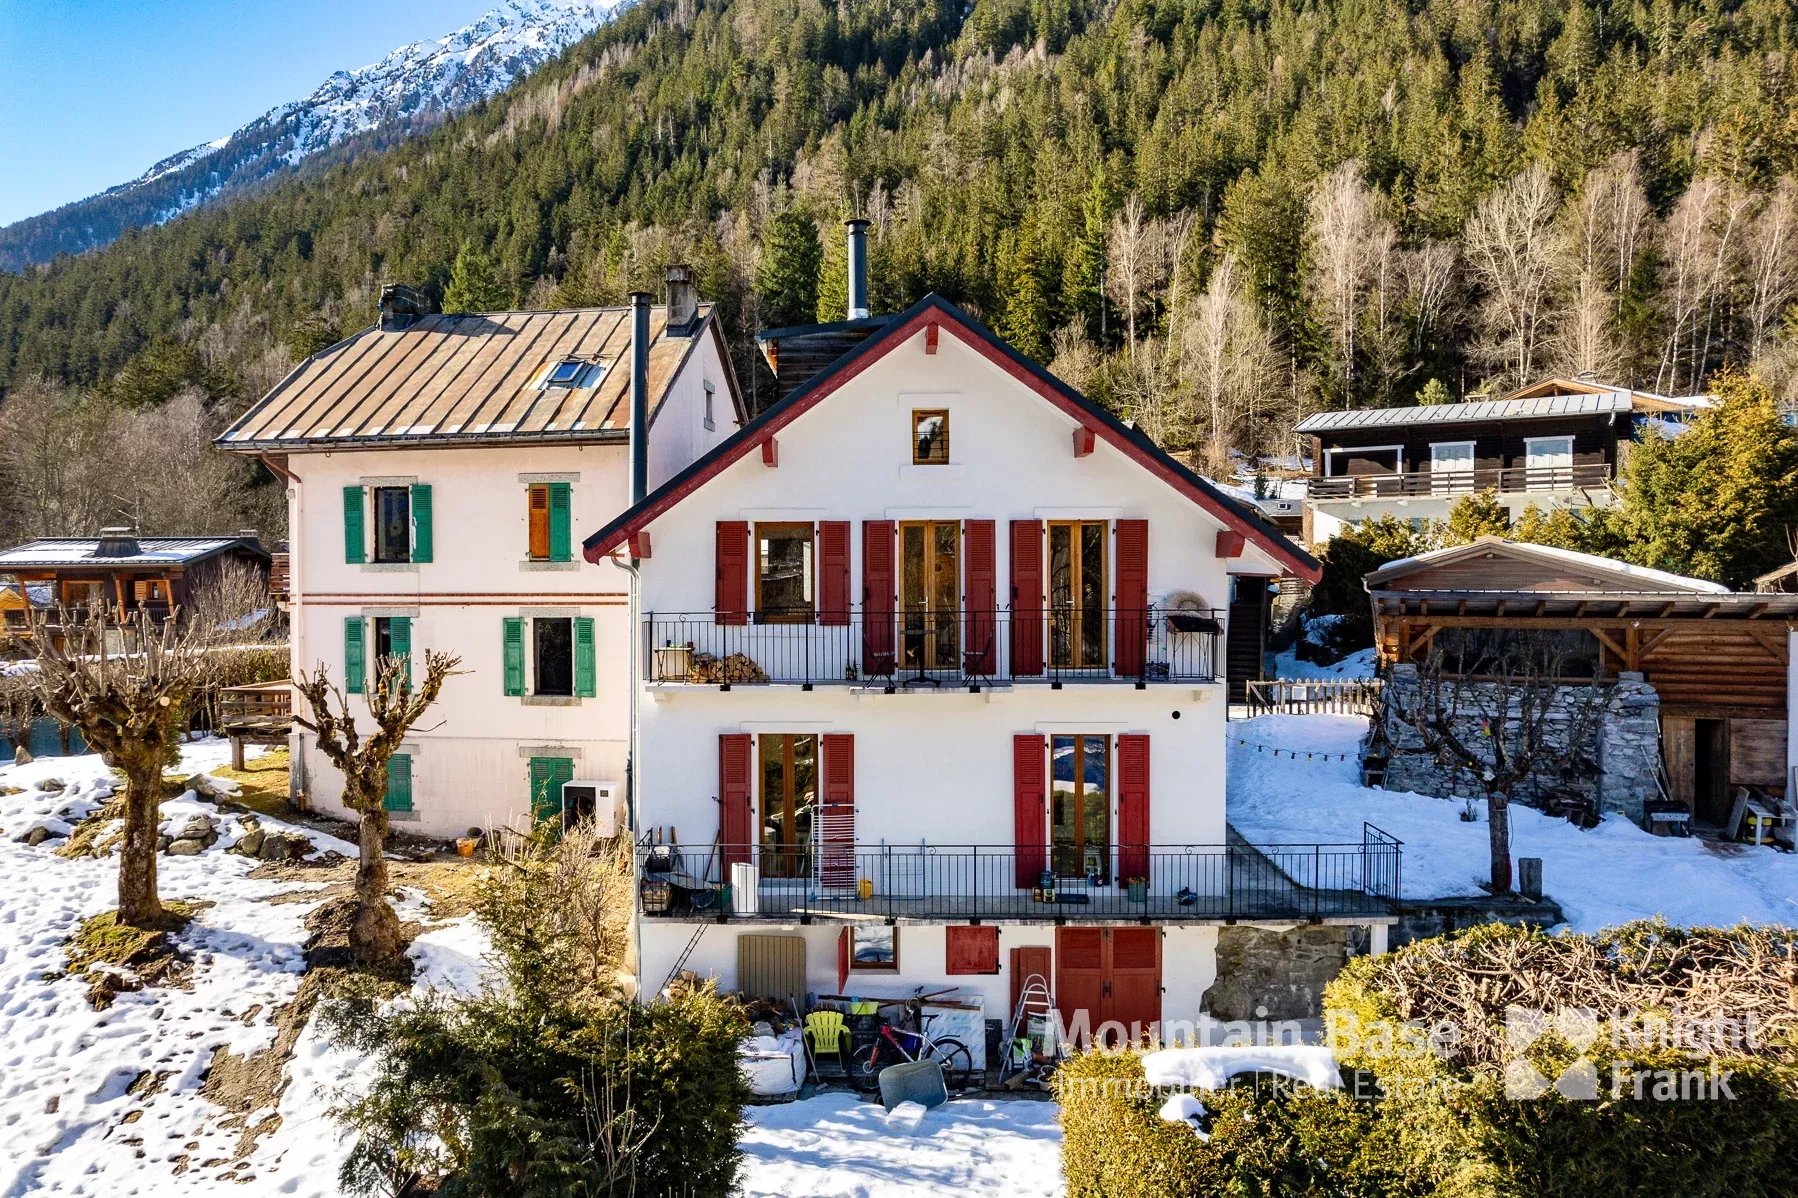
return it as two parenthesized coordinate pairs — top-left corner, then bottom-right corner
(643, 605), (1221, 690)
(1308, 462), (1611, 501)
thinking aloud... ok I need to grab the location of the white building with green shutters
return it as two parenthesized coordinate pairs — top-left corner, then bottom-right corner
(218, 278), (741, 835)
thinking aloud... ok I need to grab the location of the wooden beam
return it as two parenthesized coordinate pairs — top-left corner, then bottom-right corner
(1215, 529), (1245, 559)
(761, 437), (779, 467)
(1591, 627), (1628, 663)
(925, 322), (940, 354)
(628, 532), (652, 559)
(1625, 625), (1640, 672)
(1409, 627), (1435, 657)
(1743, 624), (1789, 661)
(1073, 426), (1096, 458)
(1637, 628), (1673, 658)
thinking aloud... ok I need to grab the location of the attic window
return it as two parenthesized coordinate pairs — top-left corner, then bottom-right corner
(543, 359), (602, 389)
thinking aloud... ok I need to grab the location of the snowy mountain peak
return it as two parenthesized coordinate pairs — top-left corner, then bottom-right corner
(0, 0), (615, 270)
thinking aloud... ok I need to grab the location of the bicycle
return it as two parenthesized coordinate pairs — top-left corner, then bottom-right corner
(846, 995), (977, 1093)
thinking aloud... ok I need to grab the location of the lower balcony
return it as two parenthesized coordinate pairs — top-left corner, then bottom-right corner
(638, 828), (1401, 924)
(1307, 462), (1611, 501)
(643, 605), (1221, 689)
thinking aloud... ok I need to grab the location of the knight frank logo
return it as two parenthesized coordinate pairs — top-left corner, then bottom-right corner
(1505, 1006), (1602, 1099)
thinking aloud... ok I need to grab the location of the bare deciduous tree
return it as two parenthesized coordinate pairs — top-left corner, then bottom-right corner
(293, 650), (462, 963)
(1306, 162), (1395, 404)
(1463, 164), (1563, 388)
(1744, 176), (1798, 361)
(14, 607), (219, 925)
(1406, 240), (1460, 363)
(1105, 194), (1175, 354)
(1656, 175), (1754, 394)
(1552, 152), (1651, 380)
(1177, 252), (1279, 470)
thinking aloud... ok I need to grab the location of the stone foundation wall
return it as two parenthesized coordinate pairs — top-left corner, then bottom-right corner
(1389, 896), (1565, 950)
(1206, 924), (1363, 1020)
(1379, 666), (1661, 822)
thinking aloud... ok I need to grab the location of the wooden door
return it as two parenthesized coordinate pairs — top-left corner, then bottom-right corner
(1054, 927), (1162, 1045)
(1054, 928), (1107, 1042)
(1107, 927), (1162, 1037)
(1662, 715), (1695, 811)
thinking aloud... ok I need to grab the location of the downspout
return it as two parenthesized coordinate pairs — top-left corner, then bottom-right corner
(257, 452), (307, 808)
(626, 292), (651, 1000)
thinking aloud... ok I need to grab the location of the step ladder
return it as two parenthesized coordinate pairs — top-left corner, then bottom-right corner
(1000, 972), (1055, 1086)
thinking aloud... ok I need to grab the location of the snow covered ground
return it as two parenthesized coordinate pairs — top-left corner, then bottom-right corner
(1228, 713), (1798, 932)
(1271, 646), (1377, 680)
(740, 1092), (1064, 1198)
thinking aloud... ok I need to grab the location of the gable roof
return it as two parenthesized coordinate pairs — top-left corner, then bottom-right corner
(0, 536), (271, 570)
(582, 293), (1320, 581)
(1364, 537), (1730, 595)
(217, 304), (737, 452)
(1295, 391), (1632, 435)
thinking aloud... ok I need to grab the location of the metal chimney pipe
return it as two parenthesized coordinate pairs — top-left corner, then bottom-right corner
(629, 291), (651, 508)
(846, 219), (870, 321)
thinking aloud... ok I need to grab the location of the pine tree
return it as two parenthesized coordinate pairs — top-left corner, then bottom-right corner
(442, 243), (510, 314)
(1440, 491), (1512, 544)
(1416, 378), (1453, 405)
(754, 212), (823, 330)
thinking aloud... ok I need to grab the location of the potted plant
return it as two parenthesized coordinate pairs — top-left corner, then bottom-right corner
(1126, 876), (1149, 903)
(455, 826), (482, 857)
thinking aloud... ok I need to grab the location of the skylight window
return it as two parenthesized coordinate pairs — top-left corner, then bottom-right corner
(545, 359), (590, 387)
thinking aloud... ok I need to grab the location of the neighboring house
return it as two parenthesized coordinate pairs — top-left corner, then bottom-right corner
(1297, 377), (1705, 543)
(0, 531), (271, 641)
(217, 274), (743, 836)
(1367, 538), (1798, 826)
(586, 293), (1402, 1035)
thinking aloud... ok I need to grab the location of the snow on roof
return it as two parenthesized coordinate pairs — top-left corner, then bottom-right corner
(1295, 392), (1632, 434)
(0, 537), (256, 568)
(1366, 537), (1731, 594)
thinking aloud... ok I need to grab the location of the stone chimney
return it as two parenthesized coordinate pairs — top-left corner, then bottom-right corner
(665, 264), (699, 334)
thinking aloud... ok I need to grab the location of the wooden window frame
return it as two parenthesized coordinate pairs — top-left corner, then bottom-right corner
(754, 521), (815, 624)
(849, 923), (900, 972)
(1050, 732), (1112, 881)
(1047, 520), (1109, 670)
(527, 484), (552, 560)
(912, 408), (950, 465)
(371, 485), (413, 564)
(899, 520), (962, 670)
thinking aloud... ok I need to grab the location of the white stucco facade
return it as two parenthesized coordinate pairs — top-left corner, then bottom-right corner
(1306, 485), (1614, 544)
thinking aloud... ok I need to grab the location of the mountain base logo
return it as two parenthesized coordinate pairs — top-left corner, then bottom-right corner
(1504, 1006), (1741, 1101)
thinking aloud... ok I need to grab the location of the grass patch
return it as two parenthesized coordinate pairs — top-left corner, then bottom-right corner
(207, 748), (292, 818)
(67, 902), (208, 1008)
(55, 797), (127, 858)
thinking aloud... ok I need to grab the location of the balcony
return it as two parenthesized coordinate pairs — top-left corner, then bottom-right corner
(638, 826), (1401, 923)
(643, 605), (1221, 689)
(1307, 462), (1611, 501)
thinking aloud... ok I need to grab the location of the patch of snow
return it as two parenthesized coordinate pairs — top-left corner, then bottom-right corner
(1228, 714), (1798, 932)
(408, 916), (493, 997)
(739, 1092), (1064, 1198)
(1157, 1091), (1209, 1138)
(1374, 539), (1730, 594)
(1273, 646), (1377, 680)
(1142, 1045), (1341, 1091)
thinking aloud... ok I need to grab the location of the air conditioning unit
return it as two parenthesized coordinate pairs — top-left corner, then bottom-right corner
(561, 779), (624, 835)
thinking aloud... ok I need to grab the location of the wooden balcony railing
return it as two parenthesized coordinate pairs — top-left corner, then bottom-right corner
(644, 605), (1223, 689)
(638, 826), (1402, 922)
(1308, 462), (1612, 501)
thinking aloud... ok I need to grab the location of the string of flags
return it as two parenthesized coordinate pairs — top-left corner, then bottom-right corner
(1230, 735), (1355, 762)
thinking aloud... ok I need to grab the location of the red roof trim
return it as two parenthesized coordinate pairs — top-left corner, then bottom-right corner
(585, 303), (1319, 581)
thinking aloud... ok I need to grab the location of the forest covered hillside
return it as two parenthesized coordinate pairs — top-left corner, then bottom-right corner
(2, 0), (1797, 465)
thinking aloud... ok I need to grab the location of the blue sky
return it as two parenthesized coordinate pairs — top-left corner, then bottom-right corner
(0, 0), (503, 227)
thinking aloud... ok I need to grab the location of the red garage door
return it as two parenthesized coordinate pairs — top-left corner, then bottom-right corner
(1054, 927), (1161, 1046)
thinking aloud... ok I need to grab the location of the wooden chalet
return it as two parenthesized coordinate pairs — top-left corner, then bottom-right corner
(1367, 538), (1798, 825)
(0, 530), (272, 636)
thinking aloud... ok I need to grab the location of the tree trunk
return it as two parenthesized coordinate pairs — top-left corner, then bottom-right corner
(118, 755), (167, 927)
(350, 804), (402, 963)
(1487, 793), (1513, 894)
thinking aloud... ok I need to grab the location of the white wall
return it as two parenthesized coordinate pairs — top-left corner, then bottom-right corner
(1307, 486), (1614, 545)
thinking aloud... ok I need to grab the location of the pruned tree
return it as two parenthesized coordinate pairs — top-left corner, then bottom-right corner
(293, 650), (461, 963)
(1384, 630), (1611, 893)
(0, 670), (42, 757)
(14, 607), (219, 925)
(1463, 164), (1563, 388)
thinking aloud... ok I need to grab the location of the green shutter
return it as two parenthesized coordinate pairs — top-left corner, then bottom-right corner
(345, 617), (366, 694)
(548, 481), (572, 562)
(384, 754), (413, 812)
(528, 756), (576, 824)
(410, 484), (433, 564)
(343, 486), (365, 564)
(503, 617), (526, 696)
(573, 616), (596, 697)
(388, 616), (412, 688)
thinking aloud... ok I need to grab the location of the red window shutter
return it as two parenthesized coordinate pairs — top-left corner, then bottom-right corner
(820, 733), (856, 888)
(818, 521), (851, 627)
(1117, 733), (1150, 881)
(946, 925), (1000, 974)
(964, 519), (996, 675)
(838, 926), (852, 995)
(1009, 520), (1043, 675)
(718, 733), (753, 868)
(862, 520), (896, 676)
(1013, 733), (1047, 887)
(715, 521), (749, 625)
(1115, 519), (1149, 677)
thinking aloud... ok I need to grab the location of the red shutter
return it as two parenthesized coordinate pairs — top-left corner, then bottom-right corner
(1055, 927), (1108, 1046)
(1009, 520), (1043, 675)
(1013, 733), (1047, 887)
(862, 520), (896, 676)
(820, 733), (856, 888)
(946, 925), (1000, 974)
(1108, 928), (1163, 1038)
(818, 521), (851, 627)
(838, 926), (852, 995)
(715, 521), (750, 625)
(719, 733), (753, 868)
(964, 520), (996, 675)
(1115, 519), (1149, 678)
(1117, 733), (1150, 882)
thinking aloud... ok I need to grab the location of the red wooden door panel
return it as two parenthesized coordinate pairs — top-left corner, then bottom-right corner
(862, 520), (896, 676)
(719, 733), (753, 868)
(1054, 927), (1162, 1046)
(1013, 734), (1047, 887)
(964, 519), (997, 674)
(1055, 927), (1106, 1042)
(1010, 945), (1053, 1020)
(1107, 926), (1162, 1040)
(818, 520), (851, 627)
(715, 521), (750, 625)
(1114, 518), (1149, 677)
(819, 733), (856, 888)
(1010, 520), (1043, 675)
(1116, 733), (1151, 882)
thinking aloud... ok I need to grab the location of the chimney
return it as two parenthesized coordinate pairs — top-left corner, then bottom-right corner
(236, 528), (261, 548)
(379, 283), (434, 332)
(845, 219), (870, 321)
(665, 264), (698, 334)
(95, 527), (141, 558)
(629, 292), (651, 508)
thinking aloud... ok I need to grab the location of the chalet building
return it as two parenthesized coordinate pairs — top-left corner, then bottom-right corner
(587, 292), (1404, 1033)
(217, 274), (743, 835)
(0, 531), (271, 640)
(1367, 539), (1798, 827)
(1297, 377), (1705, 543)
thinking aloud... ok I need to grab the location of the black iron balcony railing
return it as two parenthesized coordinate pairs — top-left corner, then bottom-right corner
(644, 605), (1221, 688)
(638, 825), (1401, 923)
(1307, 462), (1612, 501)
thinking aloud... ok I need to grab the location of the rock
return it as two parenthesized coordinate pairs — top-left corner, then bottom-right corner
(233, 822), (266, 858)
(38, 778), (63, 792)
(257, 832), (311, 862)
(16, 825), (52, 847)
(175, 815), (217, 843)
(166, 838), (206, 856)
(12, 746), (32, 766)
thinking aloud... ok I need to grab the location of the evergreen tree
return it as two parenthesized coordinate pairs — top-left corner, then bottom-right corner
(754, 212), (823, 330)
(441, 242), (510, 314)
(1416, 378), (1453, 405)
(1440, 491), (1512, 544)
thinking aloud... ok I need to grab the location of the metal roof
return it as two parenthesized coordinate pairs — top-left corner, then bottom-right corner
(1295, 392), (1632, 434)
(217, 304), (717, 451)
(1366, 538), (1731, 594)
(0, 537), (261, 568)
